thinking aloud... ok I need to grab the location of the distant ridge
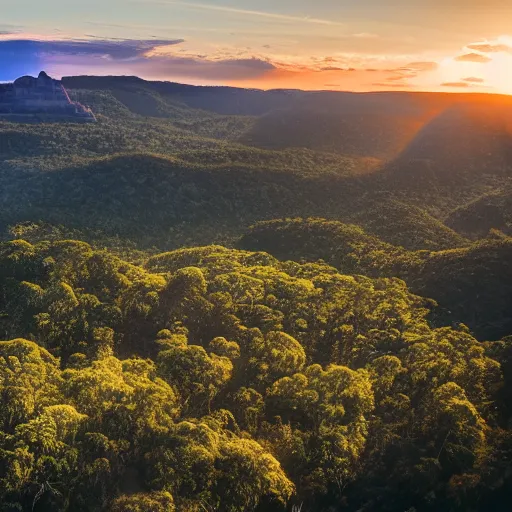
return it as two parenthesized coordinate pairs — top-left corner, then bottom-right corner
(62, 75), (303, 115)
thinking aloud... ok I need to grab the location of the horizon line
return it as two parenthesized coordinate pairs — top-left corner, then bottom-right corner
(3, 72), (512, 97)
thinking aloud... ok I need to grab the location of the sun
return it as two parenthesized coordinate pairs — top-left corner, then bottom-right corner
(483, 52), (512, 94)
(437, 37), (512, 94)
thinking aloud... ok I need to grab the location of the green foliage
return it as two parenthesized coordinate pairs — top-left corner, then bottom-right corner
(0, 238), (509, 511)
(110, 491), (175, 512)
(240, 217), (512, 340)
(2, 78), (512, 511)
(347, 197), (470, 250)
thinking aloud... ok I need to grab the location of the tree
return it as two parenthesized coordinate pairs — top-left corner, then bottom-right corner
(110, 491), (175, 512)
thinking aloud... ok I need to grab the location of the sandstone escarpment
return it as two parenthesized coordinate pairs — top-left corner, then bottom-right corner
(0, 71), (96, 122)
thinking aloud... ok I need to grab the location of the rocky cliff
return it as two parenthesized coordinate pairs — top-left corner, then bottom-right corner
(0, 71), (96, 122)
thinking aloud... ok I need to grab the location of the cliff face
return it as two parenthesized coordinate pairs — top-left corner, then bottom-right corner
(0, 71), (96, 122)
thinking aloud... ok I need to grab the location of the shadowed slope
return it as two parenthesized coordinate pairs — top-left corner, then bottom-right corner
(446, 187), (512, 237)
(388, 100), (512, 185)
(346, 198), (469, 250)
(239, 217), (512, 340)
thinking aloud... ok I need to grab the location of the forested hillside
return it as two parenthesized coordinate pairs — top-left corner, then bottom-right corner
(1, 239), (512, 511)
(446, 187), (512, 237)
(1, 76), (512, 511)
(239, 218), (512, 340)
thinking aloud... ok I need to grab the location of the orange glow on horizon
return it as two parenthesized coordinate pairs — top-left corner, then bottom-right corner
(2, 32), (512, 95)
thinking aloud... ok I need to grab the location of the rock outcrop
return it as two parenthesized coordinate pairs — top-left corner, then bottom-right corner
(0, 71), (96, 122)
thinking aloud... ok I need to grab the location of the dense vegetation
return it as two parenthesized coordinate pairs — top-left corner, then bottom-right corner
(1, 239), (512, 511)
(1, 75), (512, 511)
(240, 218), (512, 340)
(446, 187), (512, 238)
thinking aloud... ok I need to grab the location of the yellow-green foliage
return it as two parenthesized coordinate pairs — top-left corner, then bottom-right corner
(0, 238), (508, 511)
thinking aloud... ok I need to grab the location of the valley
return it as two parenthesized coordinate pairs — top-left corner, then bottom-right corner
(1, 75), (512, 511)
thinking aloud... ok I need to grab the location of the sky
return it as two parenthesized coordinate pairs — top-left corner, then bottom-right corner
(1, 0), (512, 93)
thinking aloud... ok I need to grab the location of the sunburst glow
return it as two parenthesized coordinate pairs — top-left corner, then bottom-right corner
(1, 4), (512, 93)
(432, 36), (512, 94)
(484, 52), (512, 94)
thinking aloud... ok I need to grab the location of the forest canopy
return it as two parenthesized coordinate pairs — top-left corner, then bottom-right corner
(1, 76), (512, 511)
(0, 239), (511, 511)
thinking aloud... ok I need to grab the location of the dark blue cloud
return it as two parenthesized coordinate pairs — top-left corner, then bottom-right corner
(134, 55), (276, 80)
(38, 38), (184, 59)
(0, 38), (184, 81)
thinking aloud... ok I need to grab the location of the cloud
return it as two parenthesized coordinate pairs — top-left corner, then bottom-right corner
(454, 52), (492, 63)
(386, 75), (408, 81)
(463, 76), (484, 83)
(0, 37), (184, 60)
(0, 23), (21, 35)
(0, 37), (185, 81)
(352, 33), (379, 39)
(320, 66), (347, 71)
(371, 82), (412, 88)
(135, 55), (276, 81)
(467, 43), (512, 53)
(403, 61), (439, 72)
(373, 61), (438, 88)
(441, 82), (470, 88)
(45, 38), (183, 60)
(221, 58), (274, 70)
(146, 0), (345, 27)
(384, 61), (438, 77)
